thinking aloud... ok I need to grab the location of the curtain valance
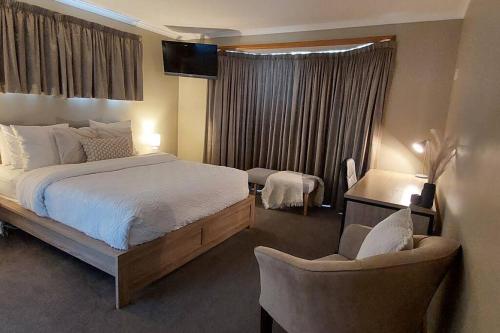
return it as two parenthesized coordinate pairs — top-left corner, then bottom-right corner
(0, 0), (143, 100)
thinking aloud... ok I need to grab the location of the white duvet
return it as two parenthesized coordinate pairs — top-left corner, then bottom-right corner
(16, 153), (249, 250)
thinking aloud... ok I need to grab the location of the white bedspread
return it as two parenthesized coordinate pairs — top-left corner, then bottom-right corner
(16, 153), (249, 250)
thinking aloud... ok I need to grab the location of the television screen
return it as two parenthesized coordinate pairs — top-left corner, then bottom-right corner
(162, 41), (218, 79)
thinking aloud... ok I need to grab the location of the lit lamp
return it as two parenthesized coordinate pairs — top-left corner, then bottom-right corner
(412, 140), (429, 178)
(148, 133), (161, 152)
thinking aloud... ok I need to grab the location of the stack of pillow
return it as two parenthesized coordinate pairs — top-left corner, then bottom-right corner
(0, 120), (134, 171)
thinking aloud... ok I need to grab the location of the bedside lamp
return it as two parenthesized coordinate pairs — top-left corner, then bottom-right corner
(412, 140), (429, 178)
(412, 140), (427, 154)
(148, 133), (161, 152)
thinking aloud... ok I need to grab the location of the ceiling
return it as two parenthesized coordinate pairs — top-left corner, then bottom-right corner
(56, 0), (470, 40)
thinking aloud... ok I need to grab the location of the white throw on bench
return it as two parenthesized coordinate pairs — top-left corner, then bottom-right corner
(247, 168), (324, 216)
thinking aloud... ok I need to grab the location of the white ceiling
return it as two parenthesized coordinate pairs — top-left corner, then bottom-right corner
(57, 0), (470, 40)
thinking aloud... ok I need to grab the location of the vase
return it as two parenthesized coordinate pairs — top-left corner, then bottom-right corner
(419, 183), (436, 208)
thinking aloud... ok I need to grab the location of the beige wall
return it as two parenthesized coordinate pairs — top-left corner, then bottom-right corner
(180, 20), (462, 173)
(177, 77), (207, 161)
(0, 0), (178, 154)
(428, 0), (500, 331)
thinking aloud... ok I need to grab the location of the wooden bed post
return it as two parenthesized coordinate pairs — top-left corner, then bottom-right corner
(115, 256), (131, 309)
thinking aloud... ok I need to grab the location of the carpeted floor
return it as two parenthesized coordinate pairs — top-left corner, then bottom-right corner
(0, 198), (340, 333)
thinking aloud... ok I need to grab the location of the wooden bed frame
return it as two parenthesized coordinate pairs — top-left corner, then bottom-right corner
(0, 195), (255, 309)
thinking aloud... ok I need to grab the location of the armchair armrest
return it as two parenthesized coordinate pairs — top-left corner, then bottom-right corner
(338, 224), (372, 259)
(254, 246), (360, 272)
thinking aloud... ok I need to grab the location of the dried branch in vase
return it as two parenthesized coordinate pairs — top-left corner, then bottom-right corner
(426, 129), (457, 184)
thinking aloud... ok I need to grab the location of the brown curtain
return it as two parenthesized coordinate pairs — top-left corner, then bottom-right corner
(205, 42), (395, 209)
(0, 0), (143, 100)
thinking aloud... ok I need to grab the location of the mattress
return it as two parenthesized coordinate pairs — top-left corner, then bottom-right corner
(16, 153), (249, 250)
(0, 165), (24, 199)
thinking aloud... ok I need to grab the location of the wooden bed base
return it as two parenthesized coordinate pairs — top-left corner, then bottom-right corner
(0, 195), (255, 309)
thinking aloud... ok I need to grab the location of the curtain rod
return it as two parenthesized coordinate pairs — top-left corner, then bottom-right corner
(218, 35), (396, 51)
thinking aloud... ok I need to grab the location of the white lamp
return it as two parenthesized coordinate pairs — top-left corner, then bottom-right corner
(148, 133), (161, 151)
(412, 140), (429, 178)
(412, 140), (427, 154)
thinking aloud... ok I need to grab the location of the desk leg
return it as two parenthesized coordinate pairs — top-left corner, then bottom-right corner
(251, 183), (258, 195)
(260, 307), (273, 333)
(427, 215), (435, 235)
(340, 198), (347, 236)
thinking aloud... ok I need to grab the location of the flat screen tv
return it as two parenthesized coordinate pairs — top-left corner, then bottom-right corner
(162, 41), (218, 79)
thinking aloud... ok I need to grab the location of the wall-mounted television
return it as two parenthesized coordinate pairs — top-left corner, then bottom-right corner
(162, 41), (218, 79)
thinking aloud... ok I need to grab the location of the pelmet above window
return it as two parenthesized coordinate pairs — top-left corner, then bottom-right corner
(0, 0), (143, 100)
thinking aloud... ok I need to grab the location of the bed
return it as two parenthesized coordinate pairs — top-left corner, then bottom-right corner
(0, 153), (255, 308)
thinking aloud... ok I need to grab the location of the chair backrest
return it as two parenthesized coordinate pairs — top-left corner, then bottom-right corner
(346, 158), (357, 190)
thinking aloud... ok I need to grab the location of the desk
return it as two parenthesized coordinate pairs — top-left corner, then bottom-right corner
(341, 169), (436, 235)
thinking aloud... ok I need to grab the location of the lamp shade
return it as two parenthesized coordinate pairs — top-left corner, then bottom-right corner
(149, 133), (161, 148)
(412, 140), (428, 154)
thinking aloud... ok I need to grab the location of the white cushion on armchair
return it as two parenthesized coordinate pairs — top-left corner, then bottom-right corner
(356, 208), (414, 259)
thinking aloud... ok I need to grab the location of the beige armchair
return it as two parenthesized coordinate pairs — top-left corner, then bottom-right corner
(255, 224), (460, 333)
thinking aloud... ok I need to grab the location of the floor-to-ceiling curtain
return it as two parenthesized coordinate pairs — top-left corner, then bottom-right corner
(0, 0), (143, 100)
(205, 42), (395, 209)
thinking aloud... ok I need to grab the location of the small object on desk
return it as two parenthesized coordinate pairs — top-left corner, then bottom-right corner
(410, 194), (421, 205)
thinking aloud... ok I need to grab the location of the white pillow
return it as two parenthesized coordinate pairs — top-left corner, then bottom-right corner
(12, 124), (69, 171)
(0, 125), (23, 168)
(53, 127), (98, 164)
(89, 120), (132, 138)
(356, 208), (414, 260)
(0, 127), (11, 165)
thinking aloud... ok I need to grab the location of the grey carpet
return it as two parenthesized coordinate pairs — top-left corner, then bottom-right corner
(0, 198), (340, 333)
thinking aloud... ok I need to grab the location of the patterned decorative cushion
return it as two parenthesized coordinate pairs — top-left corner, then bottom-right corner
(89, 120), (136, 154)
(80, 136), (133, 162)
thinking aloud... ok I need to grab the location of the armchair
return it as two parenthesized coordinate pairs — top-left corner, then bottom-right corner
(255, 224), (460, 333)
